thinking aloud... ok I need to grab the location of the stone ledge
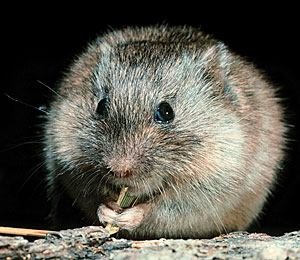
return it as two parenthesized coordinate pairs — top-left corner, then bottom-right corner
(1, 226), (300, 259)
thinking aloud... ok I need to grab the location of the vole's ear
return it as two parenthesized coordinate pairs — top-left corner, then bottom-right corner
(217, 44), (239, 104)
(199, 42), (232, 79)
(215, 42), (232, 79)
(202, 43), (238, 104)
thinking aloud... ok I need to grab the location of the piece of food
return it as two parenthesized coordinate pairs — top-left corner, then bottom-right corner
(105, 186), (138, 234)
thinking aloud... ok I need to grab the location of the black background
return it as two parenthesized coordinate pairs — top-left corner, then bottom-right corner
(1, 5), (299, 235)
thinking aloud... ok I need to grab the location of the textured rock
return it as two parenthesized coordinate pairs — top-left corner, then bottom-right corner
(1, 226), (300, 259)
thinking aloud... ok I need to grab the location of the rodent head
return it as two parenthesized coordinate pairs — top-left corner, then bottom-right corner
(45, 26), (245, 199)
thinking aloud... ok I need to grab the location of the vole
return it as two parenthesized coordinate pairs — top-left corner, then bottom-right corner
(44, 25), (287, 239)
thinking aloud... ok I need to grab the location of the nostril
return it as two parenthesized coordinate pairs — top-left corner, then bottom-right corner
(109, 156), (136, 178)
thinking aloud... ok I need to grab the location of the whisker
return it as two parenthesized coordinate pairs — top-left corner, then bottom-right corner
(18, 161), (47, 193)
(0, 140), (44, 153)
(5, 93), (49, 115)
(83, 173), (99, 198)
(36, 80), (63, 99)
(199, 188), (228, 236)
(96, 169), (111, 194)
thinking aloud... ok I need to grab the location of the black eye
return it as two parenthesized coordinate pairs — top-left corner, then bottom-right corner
(96, 98), (108, 119)
(155, 101), (175, 124)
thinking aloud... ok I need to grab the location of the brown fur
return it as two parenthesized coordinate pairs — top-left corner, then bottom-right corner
(44, 25), (286, 239)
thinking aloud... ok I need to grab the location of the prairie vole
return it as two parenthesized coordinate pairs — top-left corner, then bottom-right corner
(44, 25), (286, 239)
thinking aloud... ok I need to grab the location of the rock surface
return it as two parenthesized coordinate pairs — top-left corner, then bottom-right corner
(1, 226), (300, 259)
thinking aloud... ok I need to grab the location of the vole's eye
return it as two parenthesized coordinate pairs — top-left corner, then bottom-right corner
(96, 98), (108, 119)
(155, 101), (175, 124)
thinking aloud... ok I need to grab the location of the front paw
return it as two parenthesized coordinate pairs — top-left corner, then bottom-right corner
(97, 202), (121, 225)
(97, 203), (150, 230)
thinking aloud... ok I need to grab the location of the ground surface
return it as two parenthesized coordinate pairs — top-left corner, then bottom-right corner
(1, 226), (300, 259)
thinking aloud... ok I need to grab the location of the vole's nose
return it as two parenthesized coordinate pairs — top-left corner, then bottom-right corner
(108, 151), (138, 178)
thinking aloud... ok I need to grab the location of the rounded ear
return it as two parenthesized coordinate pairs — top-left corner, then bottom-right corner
(209, 43), (238, 103)
(215, 42), (232, 78)
(199, 42), (232, 80)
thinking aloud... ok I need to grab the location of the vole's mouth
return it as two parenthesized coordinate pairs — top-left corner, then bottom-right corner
(99, 166), (166, 197)
(110, 179), (143, 196)
(111, 170), (133, 178)
(107, 173), (164, 198)
(103, 170), (140, 190)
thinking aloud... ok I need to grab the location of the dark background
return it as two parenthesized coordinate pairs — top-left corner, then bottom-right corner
(1, 5), (299, 236)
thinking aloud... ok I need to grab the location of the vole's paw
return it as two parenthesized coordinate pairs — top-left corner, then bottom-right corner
(115, 203), (150, 230)
(97, 202), (122, 225)
(97, 203), (150, 230)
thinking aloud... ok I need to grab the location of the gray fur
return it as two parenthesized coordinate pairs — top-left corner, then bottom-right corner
(44, 25), (286, 239)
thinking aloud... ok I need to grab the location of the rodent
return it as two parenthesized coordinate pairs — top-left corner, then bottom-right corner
(44, 25), (287, 239)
